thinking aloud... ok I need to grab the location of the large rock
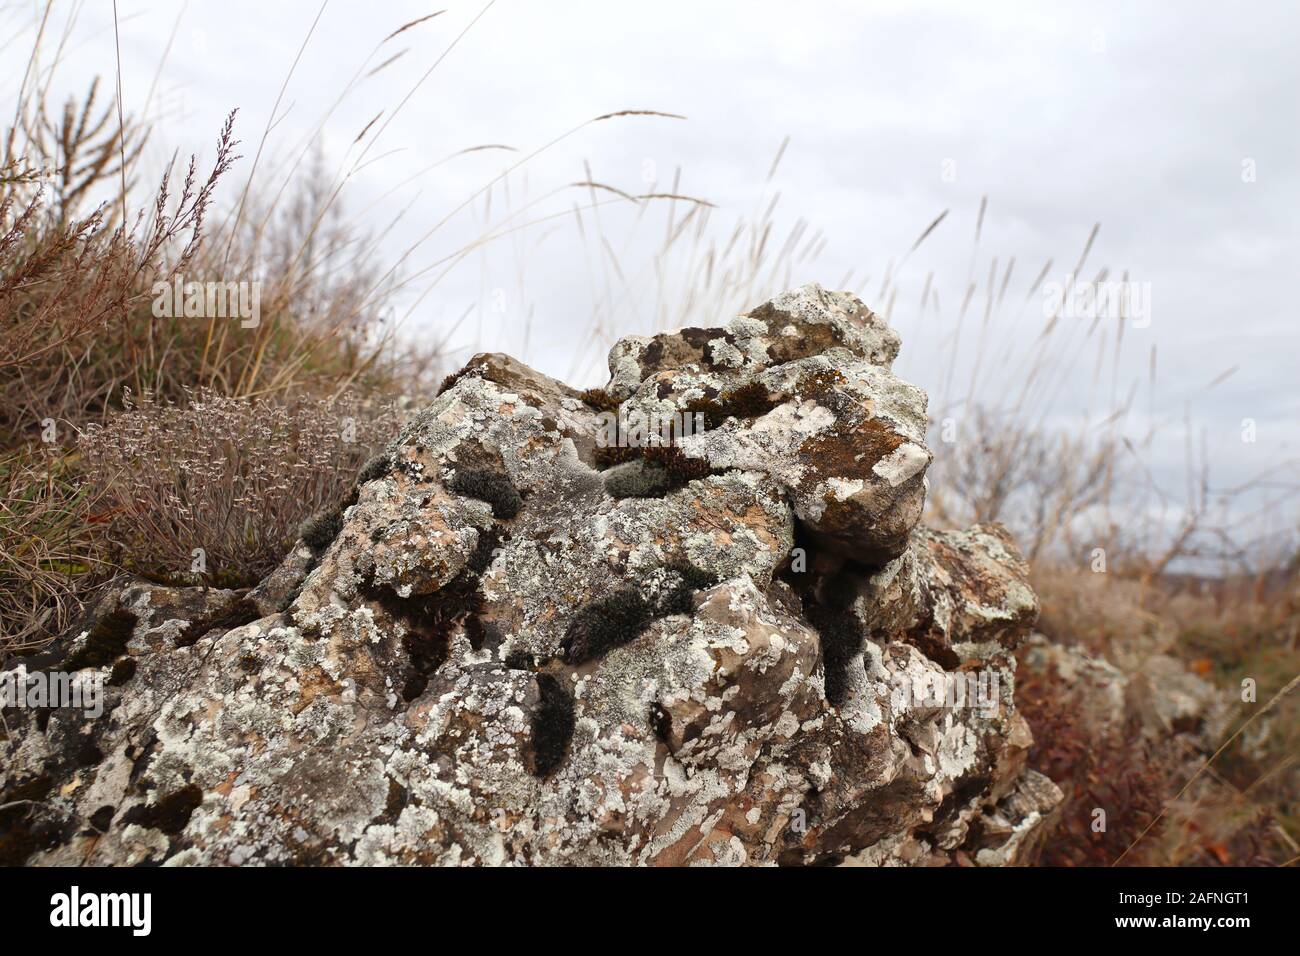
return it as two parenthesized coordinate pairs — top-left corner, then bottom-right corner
(611, 284), (929, 563)
(1019, 634), (1234, 754)
(1, 284), (1059, 866)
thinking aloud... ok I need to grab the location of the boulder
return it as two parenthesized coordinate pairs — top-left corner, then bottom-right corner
(1, 284), (1059, 866)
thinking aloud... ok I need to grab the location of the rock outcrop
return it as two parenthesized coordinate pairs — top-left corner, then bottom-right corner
(1, 283), (1060, 866)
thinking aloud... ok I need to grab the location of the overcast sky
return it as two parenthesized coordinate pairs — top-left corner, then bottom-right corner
(4, 0), (1298, 548)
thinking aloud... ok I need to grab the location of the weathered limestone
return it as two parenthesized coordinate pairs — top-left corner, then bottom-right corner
(1, 284), (1060, 866)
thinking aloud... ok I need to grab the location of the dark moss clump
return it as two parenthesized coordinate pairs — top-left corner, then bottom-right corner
(436, 364), (476, 396)
(296, 460), (377, 556)
(355, 452), (393, 487)
(659, 562), (718, 616)
(0, 775), (57, 865)
(505, 651), (536, 671)
(299, 478), (366, 556)
(462, 614), (487, 652)
(120, 783), (204, 835)
(561, 587), (654, 665)
(449, 467), (523, 520)
(466, 526), (503, 576)
(641, 445), (713, 484)
(580, 387), (622, 412)
(686, 380), (779, 430)
(60, 607), (136, 671)
(593, 443), (640, 469)
(370, 586), (455, 702)
(562, 563), (717, 665)
(671, 562), (719, 592)
(806, 601), (865, 707)
(363, 529), (502, 701)
(528, 673), (576, 777)
(602, 460), (673, 499)
(462, 603), (503, 653)
(185, 596), (261, 648)
(300, 506), (345, 553)
(400, 608), (453, 700)
(108, 656), (137, 686)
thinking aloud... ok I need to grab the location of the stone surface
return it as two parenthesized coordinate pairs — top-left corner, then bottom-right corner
(1, 284), (1059, 866)
(1019, 634), (1233, 751)
(612, 284), (929, 564)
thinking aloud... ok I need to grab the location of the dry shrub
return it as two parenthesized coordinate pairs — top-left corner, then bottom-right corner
(0, 113), (239, 444)
(1024, 564), (1300, 865)
(928, 407), (1118, 563)
(2, 58), (158, 650)
(1016, 659), (1186, 866)
(6, 75), (148, 223)
(78, 389), (402, 588)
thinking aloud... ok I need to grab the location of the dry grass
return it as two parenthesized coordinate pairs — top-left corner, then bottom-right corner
(0, 448), (110, 654)
(1, 113), (239, 444)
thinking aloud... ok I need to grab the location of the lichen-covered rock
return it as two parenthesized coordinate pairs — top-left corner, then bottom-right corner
(1019, 634), (1233, 751)
(603, 284), (901, 401)
(854, 524), (1040, 667)
(1, 285), (1058, 866)
(612, 285), (930, 563)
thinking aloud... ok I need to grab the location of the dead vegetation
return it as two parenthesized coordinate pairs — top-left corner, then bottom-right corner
(78, 389), (402, 588)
